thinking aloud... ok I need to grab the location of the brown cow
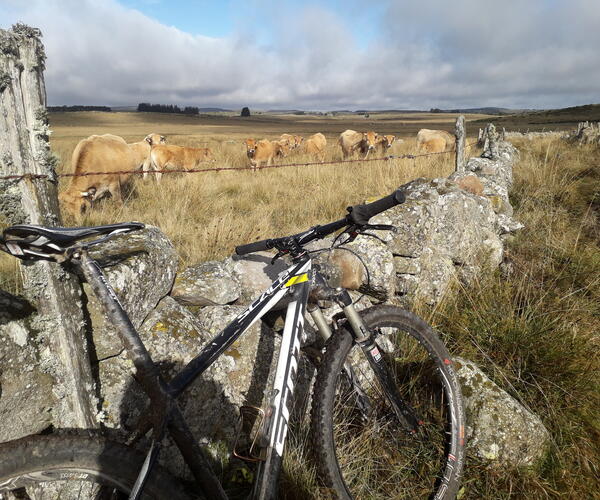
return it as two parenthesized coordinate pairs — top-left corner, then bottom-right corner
(244, 138), (283, 170)
(147, 144), (213, 182)
(59, 134), (138, 216)
(338, 130), (379, 158)
(303, 133), (327, 161)
(129, 133), (166, 172)
(279, 134), (296, 150)
(416, 129), (455, 153)
(375, 134), (396, 153)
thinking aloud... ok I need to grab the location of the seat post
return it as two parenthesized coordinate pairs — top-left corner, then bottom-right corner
(75, 250), (166, 396)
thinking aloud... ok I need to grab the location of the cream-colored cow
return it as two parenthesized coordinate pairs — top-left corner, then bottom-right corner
(147, 144), (213, 182)
(376, 134), (397, 153)
(303, 133), (327, 161)
(244, 138), (283, 170)
(338, 130), (379, 158)
(59, 134), (136, 216)
(416, 129), (455, 153)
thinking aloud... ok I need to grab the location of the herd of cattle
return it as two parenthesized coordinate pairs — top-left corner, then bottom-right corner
(58, 128), (456, 216)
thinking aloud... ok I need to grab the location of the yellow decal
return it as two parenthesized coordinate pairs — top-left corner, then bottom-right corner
(285, 273), (308, 287)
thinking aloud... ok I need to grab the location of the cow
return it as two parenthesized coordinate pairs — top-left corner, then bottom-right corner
(376, 134), (397, 154)
(59, 134), (138, 216)
(303, 133), (327, 161)
(338, 130), (379, 158)
(244, 138), (283, 171)
(147, 144), (213, 182)
(278, 134), (304, 156)
(416, 129), (455, 153)
(279, 134), (297, 150)
(128, 133), (166, 173)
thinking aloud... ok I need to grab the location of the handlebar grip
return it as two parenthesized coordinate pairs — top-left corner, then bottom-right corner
(235, 238), (273, 255)
(348, 189), (405, 225)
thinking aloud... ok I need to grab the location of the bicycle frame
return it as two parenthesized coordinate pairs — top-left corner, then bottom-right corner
(76, 248), (312, 500)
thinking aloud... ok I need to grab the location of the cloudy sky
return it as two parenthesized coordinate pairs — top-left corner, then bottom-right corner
(0, 0), (599, 110)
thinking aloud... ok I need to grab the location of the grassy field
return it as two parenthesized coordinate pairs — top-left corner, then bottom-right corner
(49, 111), (484, 264)
(3, 110), (482, 293)
(1, 111), (598, 498)
(280, 137), (600, 500)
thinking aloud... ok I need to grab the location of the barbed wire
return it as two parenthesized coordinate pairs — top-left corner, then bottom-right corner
(0, 141), (479, 182)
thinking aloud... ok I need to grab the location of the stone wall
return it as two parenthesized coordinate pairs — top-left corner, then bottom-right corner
(1, 131), (550, 477)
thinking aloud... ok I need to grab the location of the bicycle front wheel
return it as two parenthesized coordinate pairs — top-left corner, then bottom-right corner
(0, 434), (190, 499)
(311, 305), (465, 500)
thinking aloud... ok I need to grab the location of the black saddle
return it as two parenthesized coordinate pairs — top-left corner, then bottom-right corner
(1, 222), (144, 261)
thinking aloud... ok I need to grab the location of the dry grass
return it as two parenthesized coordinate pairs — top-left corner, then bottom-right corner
(48, 112), (474, 269)
(5, 113), (596, 498)
(2, 111), (479, 290)
(417, 137), (600, 499)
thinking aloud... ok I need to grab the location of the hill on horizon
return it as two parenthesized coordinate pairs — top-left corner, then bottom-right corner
(472, 103), (600, 131)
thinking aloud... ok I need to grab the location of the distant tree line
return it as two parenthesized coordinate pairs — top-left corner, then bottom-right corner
(47, 105), (112, 112)
(137, 103), (199, 115)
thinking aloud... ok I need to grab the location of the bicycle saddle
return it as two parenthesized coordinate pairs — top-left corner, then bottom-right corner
(3, 222), (144, 247)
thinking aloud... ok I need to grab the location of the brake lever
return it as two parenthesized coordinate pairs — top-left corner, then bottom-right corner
(332, 225), (360, 247)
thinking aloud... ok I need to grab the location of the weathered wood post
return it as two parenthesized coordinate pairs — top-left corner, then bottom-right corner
(454, 115), (466, 173)
(481, 123), (499, 159)
(0, 24), (98, 429)
(477, 128), (485, 147)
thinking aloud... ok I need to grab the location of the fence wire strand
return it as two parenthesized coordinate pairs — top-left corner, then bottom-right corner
(0, 141), (479, 182)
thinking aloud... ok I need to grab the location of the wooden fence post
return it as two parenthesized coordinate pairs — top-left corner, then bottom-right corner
(454, 115), (466, 173)
(0, 24), (98, 429)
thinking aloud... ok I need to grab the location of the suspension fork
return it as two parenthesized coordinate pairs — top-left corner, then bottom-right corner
(339, 291), (422, 433)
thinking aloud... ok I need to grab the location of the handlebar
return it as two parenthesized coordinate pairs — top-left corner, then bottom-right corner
(235, 189), (405, 256)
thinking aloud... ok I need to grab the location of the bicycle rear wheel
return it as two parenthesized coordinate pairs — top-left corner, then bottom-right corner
(311, 305), (465, 499)
(0, 434), (190, 500)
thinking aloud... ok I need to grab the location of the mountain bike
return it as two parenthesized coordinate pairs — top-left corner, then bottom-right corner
(0, 189), (465, 499)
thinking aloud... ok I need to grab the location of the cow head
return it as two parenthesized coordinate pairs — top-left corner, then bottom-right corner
(279, 134), (294, 149)
(145, 133), (166, 146)
(294, 135), (304, 148)
(244, 138), (257, 158)
(59, 187), (96, 217)
(274, 140), (289, 157)
(380, 134), (396, 150)
(364, 131), (378, 151)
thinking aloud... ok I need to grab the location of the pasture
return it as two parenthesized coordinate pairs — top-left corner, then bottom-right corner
(1, 110), (598, 498)
(47, 111), (484, 267)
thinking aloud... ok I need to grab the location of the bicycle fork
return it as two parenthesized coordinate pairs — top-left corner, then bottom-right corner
(339, 292), (423, 433)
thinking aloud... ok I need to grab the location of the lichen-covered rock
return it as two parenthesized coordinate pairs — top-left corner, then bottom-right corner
(230, 252), (288, 304)
(384, 178), (504, 304)
(454, 357), (550, 466)
(0, 289), (35, 324)
(96, 296), (279, 479)
(84, 225), (178, 360)
(171, 260), (240, 306)
(327, 235), (395, 301)
(0, 318), (55, 442)
(454, 174), (484, 196)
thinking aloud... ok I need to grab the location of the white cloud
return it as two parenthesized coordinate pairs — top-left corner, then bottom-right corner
(1, 0), (598, 109)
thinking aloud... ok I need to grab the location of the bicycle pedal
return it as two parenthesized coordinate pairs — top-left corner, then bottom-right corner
(232, 405), (267, 462)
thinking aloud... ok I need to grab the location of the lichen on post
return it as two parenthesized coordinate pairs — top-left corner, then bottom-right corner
(454, 115), (466, 173)
(0, 24), (98, 431)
